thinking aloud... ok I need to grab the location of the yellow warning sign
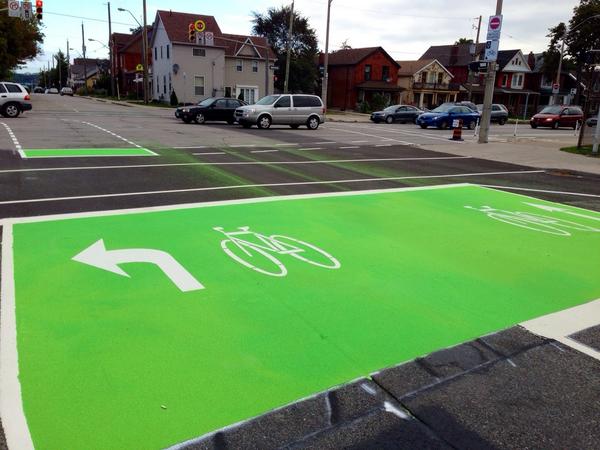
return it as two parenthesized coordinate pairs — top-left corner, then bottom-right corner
(194, 19), (206, 32)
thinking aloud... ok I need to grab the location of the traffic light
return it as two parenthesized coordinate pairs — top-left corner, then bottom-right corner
(188, 23), (195, 42)
(35, 0), (43, 21)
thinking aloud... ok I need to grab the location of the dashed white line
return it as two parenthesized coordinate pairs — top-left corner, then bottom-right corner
(350, 140), (369, 143)
(313, 141), (337, 145)
(192, 152), (227, 156)
(1, 122), (25, 158)
(79, 121), (156, 154)
(174, 146), (207, 149)
(250, 149), (279, 153)
(376, 144), (392, 147)
(340, 146), (359, 149)
(329, 127), (415, 145)
(229, 144), (257, 148)
(297, 147), (323, 151)
(274, 143), (299, 147)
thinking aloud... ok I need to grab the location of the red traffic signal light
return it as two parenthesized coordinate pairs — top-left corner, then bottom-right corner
(188, 23), (195, 42)
(35, 0), (43, 20)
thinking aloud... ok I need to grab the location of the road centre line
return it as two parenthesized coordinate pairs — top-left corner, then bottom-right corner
(480, 184), (600, 198)
(1, 122), (26, 158)
(0, 170), (544, 206)
(328, 127), (415, 146)
(0, 156), (473, 175)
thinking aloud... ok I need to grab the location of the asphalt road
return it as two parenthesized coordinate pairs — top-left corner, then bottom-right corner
(1, 94), (599, 449)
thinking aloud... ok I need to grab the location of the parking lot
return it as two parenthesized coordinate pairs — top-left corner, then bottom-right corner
(1, 94), (600, 449)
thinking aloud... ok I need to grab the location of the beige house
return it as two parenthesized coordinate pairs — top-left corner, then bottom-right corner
(397, 59), (459, 109)
(150, 10), (275, 103)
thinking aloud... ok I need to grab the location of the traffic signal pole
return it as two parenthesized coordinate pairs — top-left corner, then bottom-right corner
(142, 0), (149, 104)
(479, 0), (503, 144)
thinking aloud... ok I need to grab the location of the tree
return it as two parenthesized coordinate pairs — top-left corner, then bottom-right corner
(0, 10), (44, 79)
(38, 50), (69, 88)
(541, 22), (569, 77)
(454, 38), (474, 45)
(339, 39), (351, 50)
(252, 6), (319, 94)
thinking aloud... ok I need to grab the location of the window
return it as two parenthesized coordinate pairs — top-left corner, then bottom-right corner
(226, 99), (241, 108)
(225, 86), (232, 97)
(5, 83), (23, 93)
(274, 95), (291, 108)
(501, 74), (508, 87)
(420, 71), (427, 83)
(437, 72), (444, 84)
(193, 48), (206, 57)
(252, 61), (259, 73)
(163, 76), (166, 94)
(194, 76), (205, 96)
(166, 45), (170, 59)
(156, 77), (159, 94)
(0, 84), (7, 93)
(511, 73), (523, 88)
(214, 99), (228, 108)
(236, 59), (243, 72)
(160, 46), (163, 59)
(154, 47), (157, 60)
(382, 66), (390, 81)
(293, 95), (322, 107)
(238, 87), (257, 103)
(364, 64), (371, 81)
(168, 73), (171, 93)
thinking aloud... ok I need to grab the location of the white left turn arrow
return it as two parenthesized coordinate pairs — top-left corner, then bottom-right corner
(72, 239), (204, 292)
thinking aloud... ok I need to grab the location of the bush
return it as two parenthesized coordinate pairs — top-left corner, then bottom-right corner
(358, 100), (371, 114)
(75, 87), (87, 96)
(370, 93), (388, 112)
(126, 91), (138, 100)
(170, 90), (179, 106)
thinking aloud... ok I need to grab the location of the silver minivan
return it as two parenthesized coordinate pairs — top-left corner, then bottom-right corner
(235, 94), (325, 130)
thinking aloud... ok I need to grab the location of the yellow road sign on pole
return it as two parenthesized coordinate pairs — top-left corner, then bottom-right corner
(194, 19), (206, 32)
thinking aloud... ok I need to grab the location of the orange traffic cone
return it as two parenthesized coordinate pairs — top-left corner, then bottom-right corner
(450, 119), (463, 141)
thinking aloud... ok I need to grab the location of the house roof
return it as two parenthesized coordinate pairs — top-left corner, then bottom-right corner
(496, 49), (521, 68)
(215, 33), (277, 60)
(324, 47), (400, 67)
(397, 59), (435, 75)
(121, 27), (154, 53)
(155, 10), (222, 44)
(420, 43), (485, 66)
(112, 32), (133, 48)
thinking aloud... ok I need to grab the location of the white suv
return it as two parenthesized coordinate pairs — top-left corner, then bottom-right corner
(0, 82), (32, 118)
(235, 94), (325, 130)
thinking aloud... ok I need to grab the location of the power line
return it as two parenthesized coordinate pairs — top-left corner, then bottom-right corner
(45, 10), (135, 27)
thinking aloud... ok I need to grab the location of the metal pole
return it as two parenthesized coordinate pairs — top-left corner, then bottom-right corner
(82, 22), (88, 94)
(479, 0), (503, 144)
(142, 0), (149, 104)
(553, 37), (565, 105)
(283, 0), (295, 94)
(108, 2), (115, 97)
(321, 0), (332, 113)
(56, 55), (62, 87)
(468, 15), (482, 101)
(66, 40), (70, 87)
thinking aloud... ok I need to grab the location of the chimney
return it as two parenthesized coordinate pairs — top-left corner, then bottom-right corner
(527, 51), (535, 70)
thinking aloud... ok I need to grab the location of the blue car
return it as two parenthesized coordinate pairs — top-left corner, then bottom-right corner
(417, 104), (480, 130)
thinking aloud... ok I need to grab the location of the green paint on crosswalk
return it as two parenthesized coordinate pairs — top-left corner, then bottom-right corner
(9, 184), (600, 449)
(22, 147), (155, 158)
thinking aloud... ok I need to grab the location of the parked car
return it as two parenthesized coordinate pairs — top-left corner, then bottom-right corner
(476, 103), (509, 125)
(33, 86), (44, 93)
(587, 117), (598, 127)
(60, 87), (74, 96)
(179, 97), (247, 124)
(416, 104), (480, 129)
(45, 88), (59, 94)
(235, 94), (325, 130)
(455, 101), (478, 111)
(0, 81), (32, 118)
(174, 102), (197, 119)
(530, 105), (583, 129)
(370, 105), (424, 124)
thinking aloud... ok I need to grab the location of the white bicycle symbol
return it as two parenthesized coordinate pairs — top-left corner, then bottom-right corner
(214, 226), (341, 277)
(465, 205), (600, 236)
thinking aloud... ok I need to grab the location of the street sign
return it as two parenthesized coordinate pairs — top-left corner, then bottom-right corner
(486, 15), (503, 41)
(8, 1), (21, 17)
(484, 40), (499, 62)
(194, 19), (206, 32)
(205, 31), (214, 46)
(21, 1), (31, 20)
(135, 64), (144, 72)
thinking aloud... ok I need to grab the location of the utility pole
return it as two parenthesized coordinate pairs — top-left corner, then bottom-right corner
(107, 2), (115, 97)
(265, 38), (270, 96)
(82, 22), (88, 94)
(467, 15), (482, 101)
(479, 0), (503, 144)
(56, 55), (62, 88)
(142, 0), (149, 104)
(66, 40), (70, 87)
(321, 0), (332, 112)
(283, 0), (295, 94)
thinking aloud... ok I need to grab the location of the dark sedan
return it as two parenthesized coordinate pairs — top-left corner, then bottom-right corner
(370, 105), (424, 124)
(179, 97), (247, 124)
(416, 104), (480, 129)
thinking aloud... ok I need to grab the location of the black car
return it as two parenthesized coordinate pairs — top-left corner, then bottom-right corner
(370, 105), (424, 124)
(179, 97), (247, 124)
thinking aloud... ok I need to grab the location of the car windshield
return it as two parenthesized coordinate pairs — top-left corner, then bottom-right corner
(384, 106), (398, 112)
(431, 104), (454, 113)
(197, 98), (214, 107)
(539, 106), (562, 114)
(255, 95), (280, 105)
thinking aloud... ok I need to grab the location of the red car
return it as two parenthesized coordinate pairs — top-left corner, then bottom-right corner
(530, 105), (583, 129)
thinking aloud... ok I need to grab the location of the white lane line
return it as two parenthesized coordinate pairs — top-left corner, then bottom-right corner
(274, 143), (299, 147)
(297, 147), (323, 151)
(79, 121), (157, 154)
(250, 149), (279, 153)
(1, 122), (26, 158)
(0, 156), (473, 174)
(479, 184), (600, 198)
(376, 144), (392, 147)
(0, 225), (35, 449)
(192, 152), (227, 156)
(329, 127), (415, 146)
(229, 144), (256, 148)
(313, 141), (337, 145)
(522, 298), (600, 361)
(351, 124), (464, 143)
(340, 146), (359, 149)
(350, 140), (369, 143)
(0, 170), (543, 205)
(174, 146), (207, 149)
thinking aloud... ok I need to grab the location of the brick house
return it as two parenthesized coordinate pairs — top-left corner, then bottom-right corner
(527, 52), (586, 107)
(396, 59), (460, 109)
(111, 27), (153, 98)
(320, 47), (402, 110)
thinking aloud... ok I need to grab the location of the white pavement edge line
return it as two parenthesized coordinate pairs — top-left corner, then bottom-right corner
(1, 183), (473, 225)
(328, 127), (415, 146)
(0, 156), (473, 174)
(521, 298), (600, 361)
(354, 124), (465, 143)
(1, 122), (26, 158)
(479, 184), (600, 199)
(0, 224), (35, 449)
(79, 121), (156, 154)
(0, 171), (543, 208)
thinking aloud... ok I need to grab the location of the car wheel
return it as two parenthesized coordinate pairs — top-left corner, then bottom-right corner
(290, 124), (300, 129)
(257, 115), (272, 129)
(530, 123), (537, 129)
(419, 124), (427, 129)
(552, 121), (559, 130)
(306, 116), (320, 130)
(437, 120), (448, 130)
(194, 113), (205, 124)
(2, 103), (20, 118)
(385, 116), (393, 124)
(498, 118), (506, 125)
(468, 120), (476, 130)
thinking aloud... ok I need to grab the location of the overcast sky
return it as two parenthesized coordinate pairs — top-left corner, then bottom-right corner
(20, 0), (580, 72)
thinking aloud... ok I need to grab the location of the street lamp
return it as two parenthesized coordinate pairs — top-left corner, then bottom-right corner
(553, 14), (600, 105)
(117, 6), (149, 104)
(88, 38), (109, 49)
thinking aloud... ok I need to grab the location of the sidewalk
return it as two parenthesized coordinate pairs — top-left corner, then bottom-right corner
(326, 110), (371, 123)
(423, 137), (600, 175)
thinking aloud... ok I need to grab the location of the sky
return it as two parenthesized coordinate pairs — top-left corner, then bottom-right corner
(20, 0), (581, 73)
